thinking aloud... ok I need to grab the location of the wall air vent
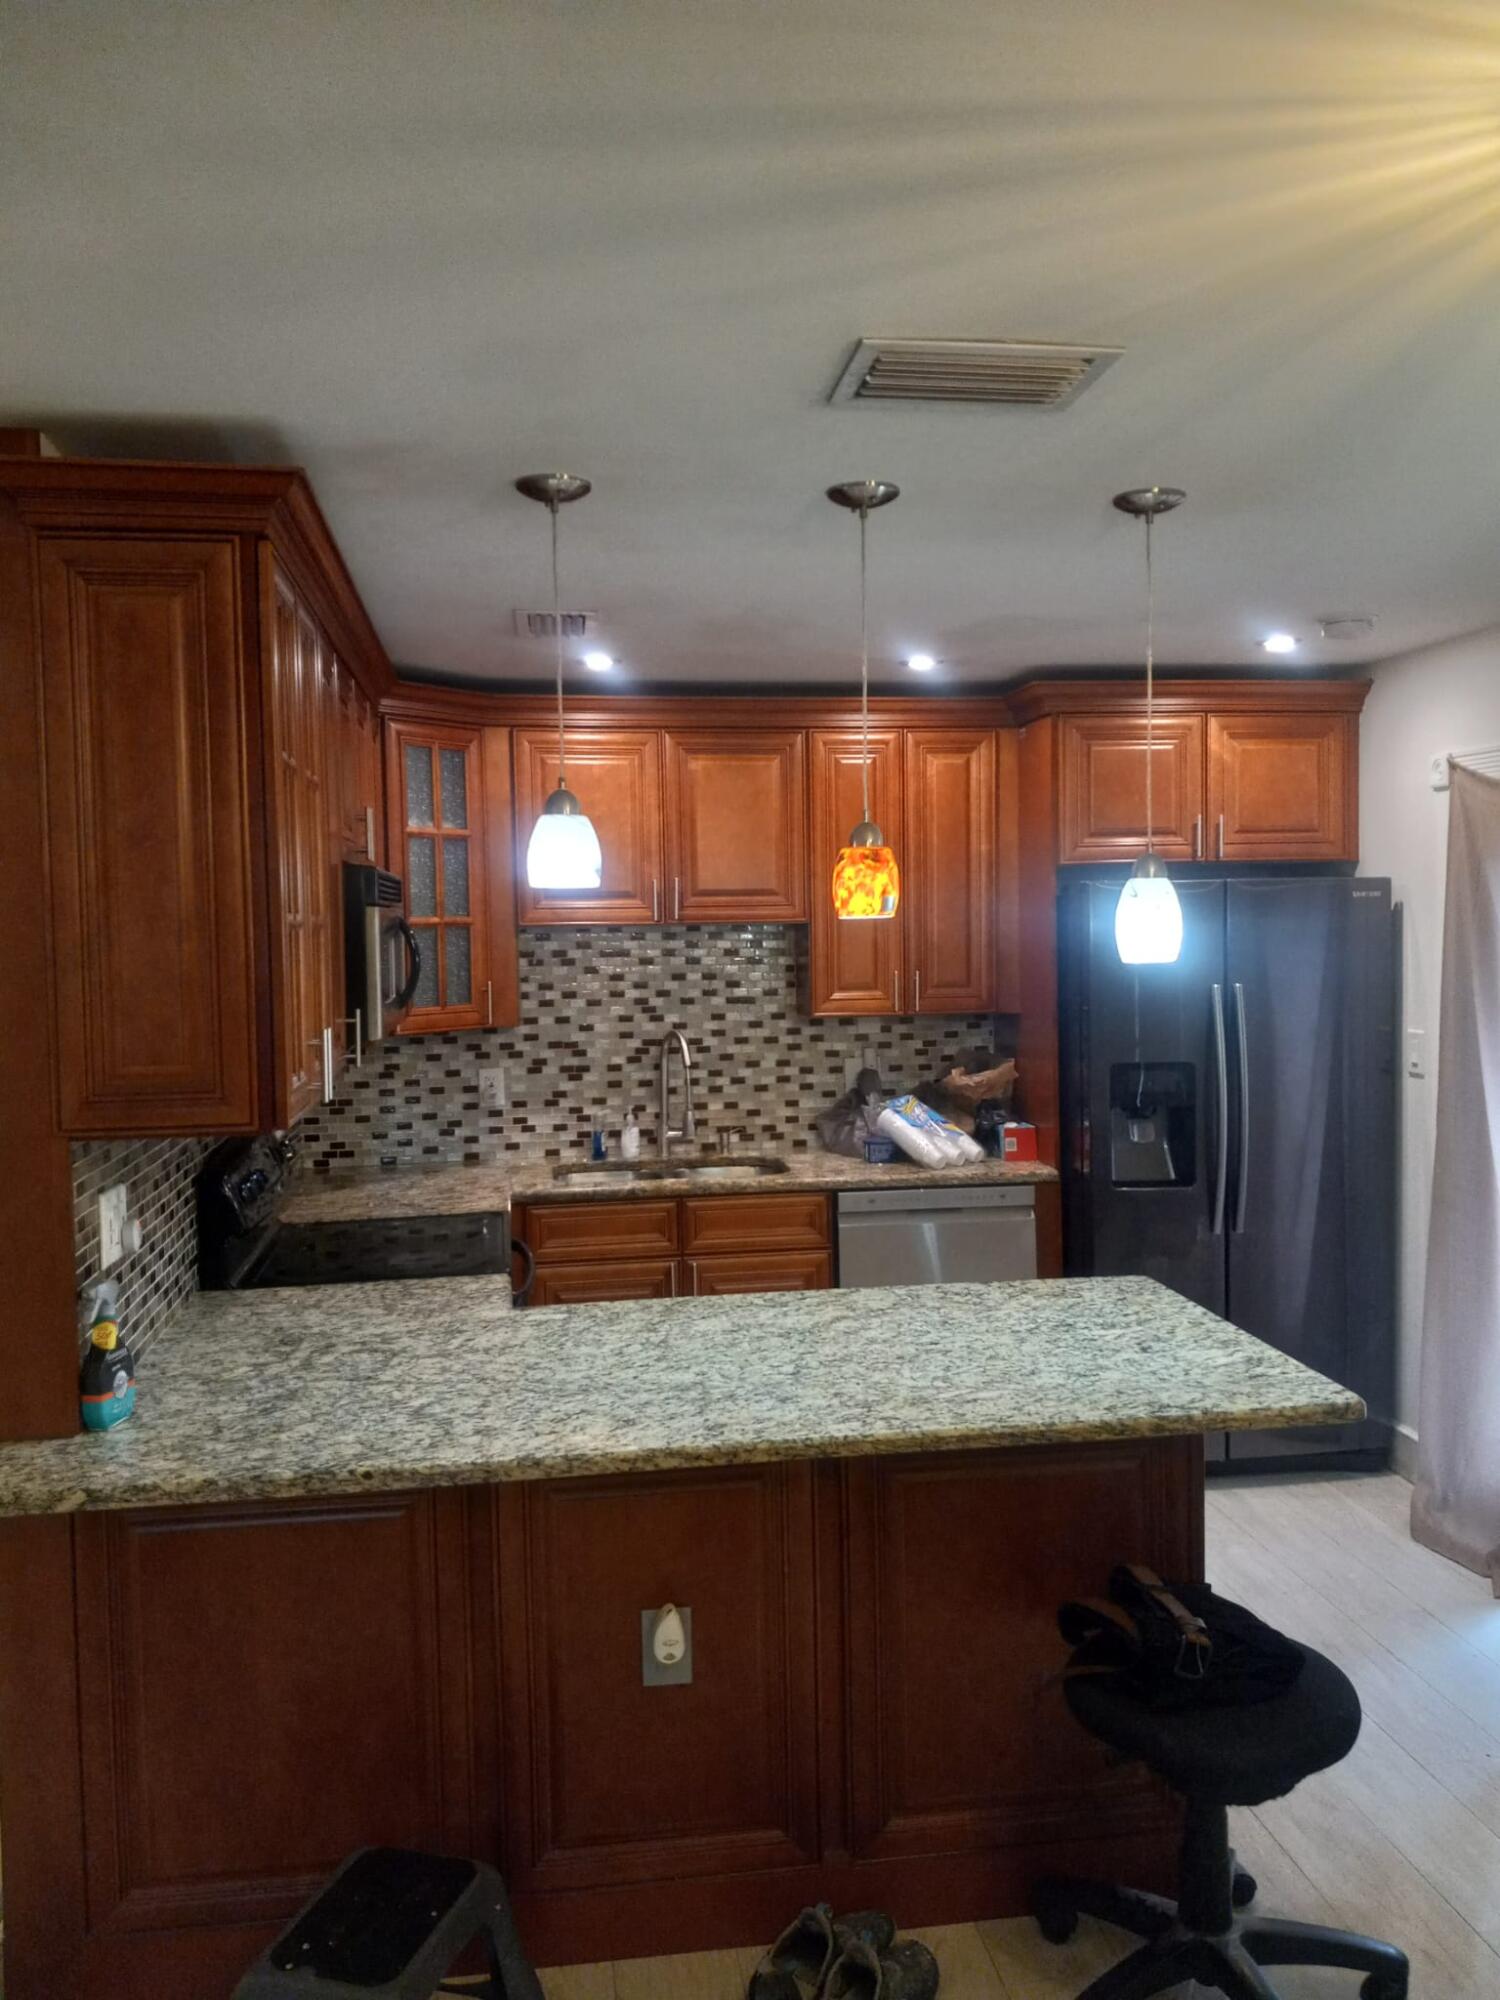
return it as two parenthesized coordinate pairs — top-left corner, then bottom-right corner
(829, 338), (1123, 410)
(511, 609), (597, 640)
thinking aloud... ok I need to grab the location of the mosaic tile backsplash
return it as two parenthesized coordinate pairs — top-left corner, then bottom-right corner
(72, 1138), (212, 1359)
(297, 925), (1006, 1173)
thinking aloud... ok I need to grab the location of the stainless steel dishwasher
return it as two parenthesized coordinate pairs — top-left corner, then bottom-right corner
(836, 1184), (1037, 1287)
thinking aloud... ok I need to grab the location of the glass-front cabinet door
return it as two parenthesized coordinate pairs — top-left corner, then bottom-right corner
(385, 719), (518, 1034)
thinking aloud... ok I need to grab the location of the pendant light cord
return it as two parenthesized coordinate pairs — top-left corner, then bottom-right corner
(859, 502), (871, 825)
(551, 498), (567, 789)
(1144, 506), (1155, 856)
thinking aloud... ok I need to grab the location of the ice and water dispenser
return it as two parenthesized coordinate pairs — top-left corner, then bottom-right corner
(1108, 1062), (1197, 1187)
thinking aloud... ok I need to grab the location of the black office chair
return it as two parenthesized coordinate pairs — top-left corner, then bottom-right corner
(234, 1846), (544, 2000)
(1033, 1641), (1409, 2000)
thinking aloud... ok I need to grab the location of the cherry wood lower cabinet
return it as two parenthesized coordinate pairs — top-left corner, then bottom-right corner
(519, 1191), (834, 1303)
(0, 1437), (1198, 1995)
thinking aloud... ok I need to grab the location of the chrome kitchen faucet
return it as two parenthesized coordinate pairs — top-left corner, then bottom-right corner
(658, 1029), (696, 1157)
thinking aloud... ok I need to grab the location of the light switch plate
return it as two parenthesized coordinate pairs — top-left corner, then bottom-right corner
(1406, 1028), (1427, 1080)
(641, 1605), (693, 1685)
(98, 1184), (129, 1269)
(478, 1066), (506, 1111)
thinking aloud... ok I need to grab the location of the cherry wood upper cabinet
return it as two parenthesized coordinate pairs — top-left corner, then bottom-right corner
(904, 728), (997, 1015)
(37, 537), (259, 1132)
(514, 727), (665, 926)
(14, 460), (393, 1139)
(1057, 714), (1206, 864)
(1208, 712), (1356, 861)
(807, 728), (905, 1015)
(385, 719), (518, 1033)
(663, 729), (807, 922)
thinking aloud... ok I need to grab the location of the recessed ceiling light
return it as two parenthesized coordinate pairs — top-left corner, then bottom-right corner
(582, 650), (615, 672)
(906, 653), (937, 672)
(1260, 632), (1299, 655)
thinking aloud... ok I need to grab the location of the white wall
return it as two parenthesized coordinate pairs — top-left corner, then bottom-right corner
(1359, 626), (1500, 1442)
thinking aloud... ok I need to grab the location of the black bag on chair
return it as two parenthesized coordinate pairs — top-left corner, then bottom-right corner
(1058, 1563), (1305, 1712)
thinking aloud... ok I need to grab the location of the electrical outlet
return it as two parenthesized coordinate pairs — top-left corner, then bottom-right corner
(1406, 1028), (1427, 1080)
(478, 1066), (506, 1111)
(98, 1184), (129, 1269)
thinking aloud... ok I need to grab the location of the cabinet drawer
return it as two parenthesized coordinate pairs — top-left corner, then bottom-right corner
(688, 1250), (832, 1296)
(528, 1259), (678, 1306)
(525, 1200), (679, 1264)
(680, 1193), (830, 1254)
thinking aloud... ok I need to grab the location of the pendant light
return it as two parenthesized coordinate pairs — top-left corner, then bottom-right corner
(516, 473), (603, 889)
(1112, 486), (1186, 965)
(827, 480), (901, 920)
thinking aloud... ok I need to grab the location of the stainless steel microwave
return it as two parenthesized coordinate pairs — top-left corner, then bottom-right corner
(343, 864), (421, 1044)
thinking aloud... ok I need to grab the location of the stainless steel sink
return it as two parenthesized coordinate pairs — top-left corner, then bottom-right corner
(550, 1155), (788, 1187)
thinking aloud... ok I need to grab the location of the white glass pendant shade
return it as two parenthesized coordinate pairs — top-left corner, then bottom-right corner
(525, 787), (602, 889)
(1114, 856), (1184, 965)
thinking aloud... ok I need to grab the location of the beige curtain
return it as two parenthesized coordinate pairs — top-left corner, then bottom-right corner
(1412, 765), (1500, 1590)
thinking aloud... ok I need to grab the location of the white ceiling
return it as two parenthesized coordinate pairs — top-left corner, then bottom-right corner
(6, 1), (1500, 688)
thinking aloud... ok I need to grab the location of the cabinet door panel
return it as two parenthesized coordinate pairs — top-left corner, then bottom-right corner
(528, 1257), (678, 1305)
(39, 537), (257, 1132)
(688, 1249), (832, 1295)
(495, 1464), (818, 1890)
(904, 728), (997, 1014)
(525, 1200), (678, 1263)
(515, 728), (664, 925)
(1208, 713), (1355, 860)
(664, 730), (807, 921)
(807, 729), (904, 1015)
(1058, 714), (1205, 863)
(845, 1442), (1197, 1860)
(74, 1493), (468, 1933)
(387, 720), (503, 1033)
(680, 1193), (830, 1254)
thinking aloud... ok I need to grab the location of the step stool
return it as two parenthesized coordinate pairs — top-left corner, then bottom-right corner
(234, 1846), (544, 2000)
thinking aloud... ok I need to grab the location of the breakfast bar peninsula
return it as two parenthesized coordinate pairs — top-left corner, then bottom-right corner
(0, 1276), (1362, 1999)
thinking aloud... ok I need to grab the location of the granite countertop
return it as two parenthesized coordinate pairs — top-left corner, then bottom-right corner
(0, 1276), (1363, 1518)
(281, 1150), (1057, 1223)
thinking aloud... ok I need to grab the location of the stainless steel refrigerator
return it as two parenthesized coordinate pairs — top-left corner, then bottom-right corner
(1059, 875), (1396, 1468)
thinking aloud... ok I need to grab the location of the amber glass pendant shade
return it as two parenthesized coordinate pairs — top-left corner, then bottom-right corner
(832, 841), (900, 920)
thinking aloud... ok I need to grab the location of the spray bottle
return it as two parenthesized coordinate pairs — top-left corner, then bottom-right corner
(80, 1279), (136, 1432)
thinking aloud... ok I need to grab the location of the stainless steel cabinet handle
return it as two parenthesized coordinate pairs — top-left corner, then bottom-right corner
(669, 1262), (678, 1297)
(893, 968), (901, 1014)
(321, 1025), (335, 1105)
(674, 876), (681, 920)
(1233, 982), (1251, 1233)
(364, 805), (376, 861)
(1210, 985), (1228, 1236)
(1217, 813), (1225, 860)
(652, 877), (660, 923)
(688, 1260), (698, 1296)
(485, 979), (494, 1028)
(913, 969), (921, 1013)
(1193, 814), (1203, 860)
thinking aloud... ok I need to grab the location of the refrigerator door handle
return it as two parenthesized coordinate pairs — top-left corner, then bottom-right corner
(1210, 983), (1229, 1236)
(1233, 981), (1251, 1233)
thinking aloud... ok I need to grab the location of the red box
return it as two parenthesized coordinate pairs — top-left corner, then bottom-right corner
(1001, 1121), (1038, 1162)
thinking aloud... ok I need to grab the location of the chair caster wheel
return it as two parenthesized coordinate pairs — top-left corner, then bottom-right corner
(1033, 1896), (1079, 1946)
(1360, 1977), (1407, 2000)
(1231, 1868), (1257, 1909)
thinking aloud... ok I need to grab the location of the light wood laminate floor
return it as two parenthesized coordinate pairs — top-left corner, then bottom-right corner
(532, 1472), (1500, 1999)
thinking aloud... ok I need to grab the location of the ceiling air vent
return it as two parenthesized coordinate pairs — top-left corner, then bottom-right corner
(829, 338), (1123, 410)
(511, 609), (597, 640)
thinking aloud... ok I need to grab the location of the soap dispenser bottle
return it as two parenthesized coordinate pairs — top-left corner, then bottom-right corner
(621, 1108), (641, 1160)
(80, 1279), (136, 1432)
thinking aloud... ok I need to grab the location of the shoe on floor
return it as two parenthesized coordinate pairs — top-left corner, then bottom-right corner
(748, 1908), (898, 2000)
(824, 1936), (941, 2000)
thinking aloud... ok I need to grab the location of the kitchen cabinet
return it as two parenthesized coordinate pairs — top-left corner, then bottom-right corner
(1208, 711), (1356, 860)
(516, 725), (807, 926)
(493, 1463), (819, 1895)
(14, 461), (392, 1137)
(1054, 706), (1356, 864)
(73, 1492), (472, 1936)
(37, 536), (261, 1132)
(808, 726), (997, 1016)
(663, 729), (807, 922)
(514, 727), (664, 925)
(1057, 714), (1206, 863)
(518, 1190), (833, 1303)
(385, 718), (519, 1033)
